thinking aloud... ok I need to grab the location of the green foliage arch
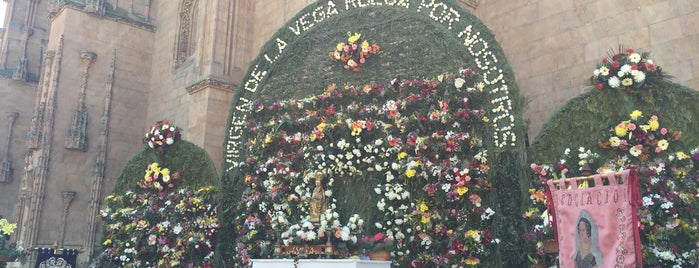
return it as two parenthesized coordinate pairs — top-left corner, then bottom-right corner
(530, 84), (699, 165)
(220, 0), (529, 266)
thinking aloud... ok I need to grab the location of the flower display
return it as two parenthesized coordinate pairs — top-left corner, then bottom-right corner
(0, 218), (29, 265)
(233, 68), (498, 267)
(328, 32), (380, 72)
(599, 110), (681, 163)
(144, 121), (181, 151)
(98, 164), (219, 268)
(590, 47), (669, 93)
(527, 112), (699, 267)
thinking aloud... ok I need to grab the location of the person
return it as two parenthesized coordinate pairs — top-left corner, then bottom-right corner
(309, 172), (327, 223)
(574, 217), (598, 268)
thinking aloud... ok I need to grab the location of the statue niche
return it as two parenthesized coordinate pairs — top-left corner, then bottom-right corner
(309, 172), (328, 224)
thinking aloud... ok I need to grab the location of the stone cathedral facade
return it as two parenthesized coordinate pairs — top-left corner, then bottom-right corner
(0, 0), (696, 266)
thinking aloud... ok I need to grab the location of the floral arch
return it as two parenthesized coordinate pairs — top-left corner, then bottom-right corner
(220, 0), (529, 266)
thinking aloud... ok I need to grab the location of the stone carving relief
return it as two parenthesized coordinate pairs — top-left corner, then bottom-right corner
(65, 51), (96, 151)
(174, 0), (198, 66)
(0, 112), (18, 183)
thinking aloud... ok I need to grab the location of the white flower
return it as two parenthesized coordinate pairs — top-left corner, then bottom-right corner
(620, 64), (632, 74)
(608, 76), (621, 88)
(629, 145), (643, 157)
(628, 53), (641, 63)
(599, 66), (609, 76)
(454, 78), (465, 88)
(609, 137), (620, 147)
(632, 70), (646, 83)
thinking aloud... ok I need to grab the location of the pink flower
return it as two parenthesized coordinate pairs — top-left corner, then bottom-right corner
(660, 128), (667, 135)
(628, 123), (636, 131)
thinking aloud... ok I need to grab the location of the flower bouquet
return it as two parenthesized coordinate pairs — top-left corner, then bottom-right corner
(590, 47), (671, 93)
(143, 120), (181, 151)
(328, 32), (380, 72)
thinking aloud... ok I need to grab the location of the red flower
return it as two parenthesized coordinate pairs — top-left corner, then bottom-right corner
(596, 83), (604, 90)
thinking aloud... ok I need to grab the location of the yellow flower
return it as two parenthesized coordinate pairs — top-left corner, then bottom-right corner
(629, 110), (643, 120)
(421, 215), (430, 224)
(465, 256), (479, 265)
(405, 169), (416, 178)
(657, 139), (669, 150)
(420, 203), (429, 212)
(265, 135), (272, 143)
(615, 122), (628, 137)
(347, 32), (361, 44)
(648, 119), (659, 131)
(361, 40), (369, 49)
(103, 239), (112, 245)
(336, 42), (344, 51)
(525, 207), (539, 218)
(466, 230), (479, 239)
(397, 152), (407, 160)
(456, 186), (469, 196)
(482, 116), (489, 123)
(0, 219), (17, 235)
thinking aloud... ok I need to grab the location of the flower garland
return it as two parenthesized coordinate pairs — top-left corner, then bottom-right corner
(233, 69), (498, 267)
(144, 121), (181, 151)
(328, 32), (380, 72)
(590, 47), (669, 93)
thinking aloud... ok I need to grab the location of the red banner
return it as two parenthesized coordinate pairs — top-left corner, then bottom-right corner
(546, 170), (642, 268)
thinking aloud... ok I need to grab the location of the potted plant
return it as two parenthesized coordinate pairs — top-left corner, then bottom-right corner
(0, 217), (29, 267)
(361, 232), (395, 261)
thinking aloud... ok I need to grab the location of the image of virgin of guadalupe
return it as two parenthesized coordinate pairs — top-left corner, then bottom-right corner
(573, 210), (603, 268)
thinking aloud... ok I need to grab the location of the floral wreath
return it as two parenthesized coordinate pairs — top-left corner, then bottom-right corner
(328, 32), (380, 72)
(144, 120), (181, 151)
(590, 47), (670, 93)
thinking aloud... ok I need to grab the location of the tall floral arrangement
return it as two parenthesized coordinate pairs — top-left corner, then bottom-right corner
(98, 163), (219, 268)
(143, 121), (181, 151)
(590, 47), (671, 93)
(328, 32), (380, 72)
(527, 111), (699, 267)
(233, 68), (499, 267)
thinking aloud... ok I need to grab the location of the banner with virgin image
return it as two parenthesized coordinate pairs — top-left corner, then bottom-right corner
(546, 169), (642, 268)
